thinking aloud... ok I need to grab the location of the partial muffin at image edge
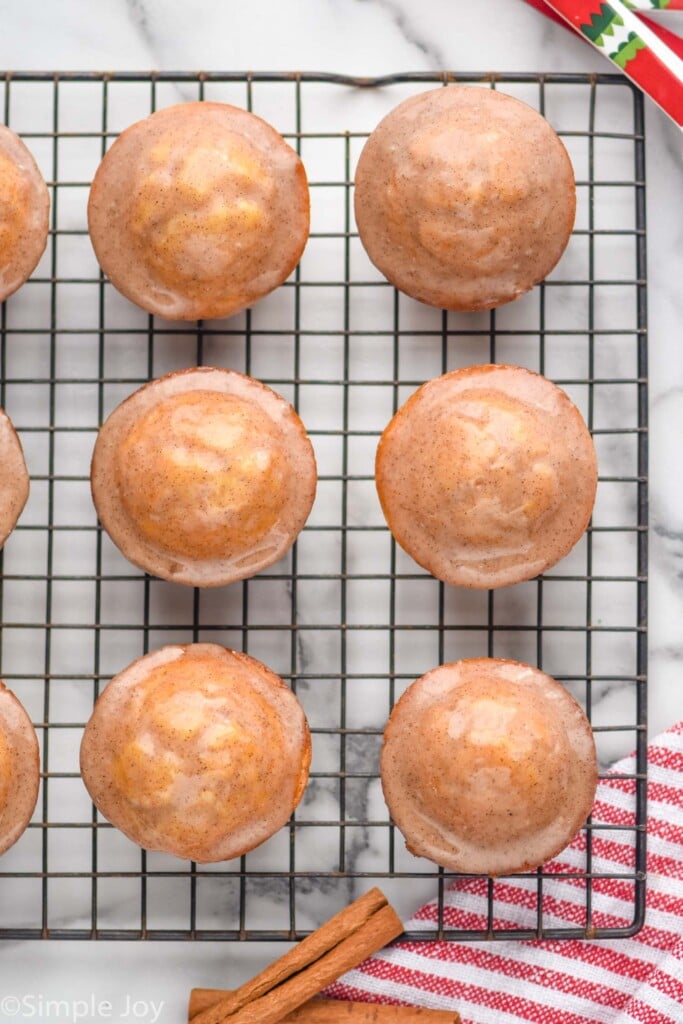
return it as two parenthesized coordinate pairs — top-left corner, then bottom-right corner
(0, 682), (40, 857)
(0, 407), (30, 547)
(87, 101), (310, 321)
(0, 124), (50, 303)
(91, 366), (317, 587)
(381, 658), (598, 876)
(375, 364), (597, 589)
(80, 643), (312, 863)
(355, 85), (576, 312)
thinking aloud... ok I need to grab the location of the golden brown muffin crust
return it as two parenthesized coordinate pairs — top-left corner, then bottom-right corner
(0, 124), (50, 302)
(375, 364), (597, 589)
(80, 643), (311, 863)
(355, 86), (575, 311)
(88, 102), (309, 320)
(91, 367), (317, 587)
(381, 658), (598, 875)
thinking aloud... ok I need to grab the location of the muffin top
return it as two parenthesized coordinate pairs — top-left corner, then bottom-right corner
(355, 86), (575, 311)
(88, 102), (309, 320)
(91, 367), (316, 586)
(381, 659), (597, 875)
(80, 644), (311, 863)
(0, 682), (40, 857)
(0, 124), (50, 302)
(375, 364), (597, 588)
(0, 408), (30, 548)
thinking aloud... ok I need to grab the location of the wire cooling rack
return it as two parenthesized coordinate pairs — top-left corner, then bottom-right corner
(0, 71), (647, 942)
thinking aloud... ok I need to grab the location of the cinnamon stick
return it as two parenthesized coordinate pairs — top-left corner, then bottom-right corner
(284, 1006), (459, 1023)
(190, 889), (395, 1024)
(196, 904), (403, 1024)
(190, 991), (231, 1018)
(189, 991), (460, 1023)
(192, 991), (391, 1020)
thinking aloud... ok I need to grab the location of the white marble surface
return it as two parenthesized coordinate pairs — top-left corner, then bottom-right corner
(0, 0), (682, 1018)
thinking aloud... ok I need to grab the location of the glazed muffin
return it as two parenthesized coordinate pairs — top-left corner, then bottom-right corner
(91, 367), (317, 586)
(0, 125), (50, 302)
(88, 102), (309, 320)
(375, 365), (597, 589)
(355, 86), (575, 311)
(80, 643), (311, 862)
(0, 682), (40, 857)
(381, 659), (597, 875)
(0, 408), (30, 547)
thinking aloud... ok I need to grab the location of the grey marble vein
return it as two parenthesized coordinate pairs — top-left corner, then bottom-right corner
(124, 0), (157, 57)
(351, 0), (446, 68)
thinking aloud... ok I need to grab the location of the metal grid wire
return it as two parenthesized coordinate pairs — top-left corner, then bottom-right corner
(0, 71), (646, 942)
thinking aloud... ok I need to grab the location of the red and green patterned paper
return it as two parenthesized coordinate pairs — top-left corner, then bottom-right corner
(623, 1), (683, 9)
(525, 0), (683, 58)
(541, 0), (683, 125)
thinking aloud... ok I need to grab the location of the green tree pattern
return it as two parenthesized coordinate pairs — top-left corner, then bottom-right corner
(582, 4), (625, 45)
(622, 1), (670, 8)
(611, 30), (647, 67)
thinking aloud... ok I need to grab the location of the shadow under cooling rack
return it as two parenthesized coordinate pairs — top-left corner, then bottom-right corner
(0, 71), (647, 942)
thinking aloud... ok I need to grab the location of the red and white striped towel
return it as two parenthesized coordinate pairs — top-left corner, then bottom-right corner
(327, 724), (683, 1023)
